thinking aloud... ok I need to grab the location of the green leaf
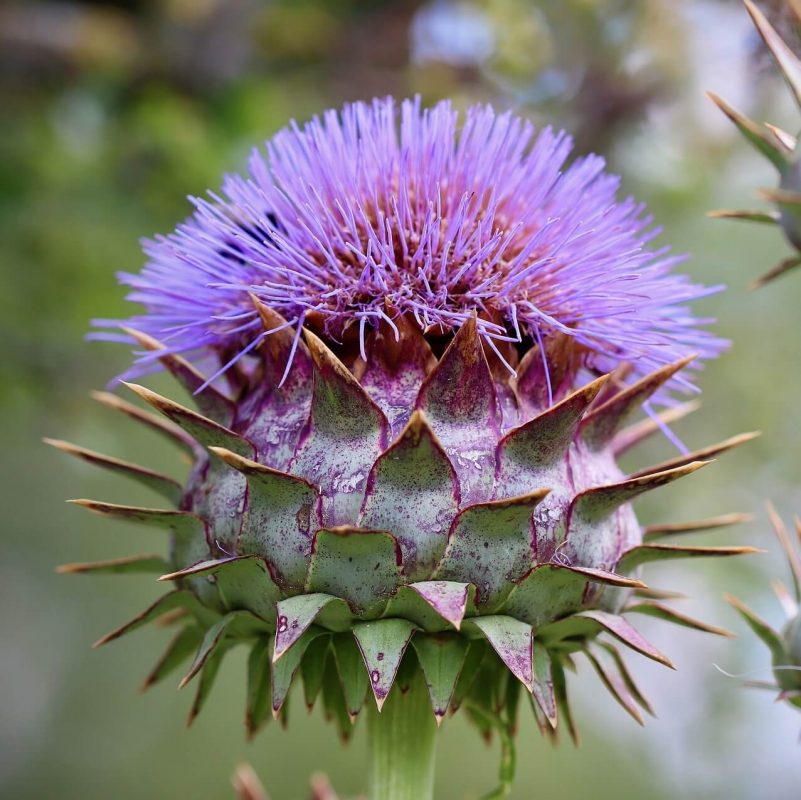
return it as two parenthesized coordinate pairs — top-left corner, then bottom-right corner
(528, 692), (555, 739)
(643, 512), (753, 541)
(93, 590), (216, 647)
(435, 492), (548, 611)
(496, 376), (607, 496)
(541, 610), (674, 669)
(489, 652), (510, 714)
(332, 633), (369, 720)
(179, 611), (253, 688)
(415, 315), (500, 504)
(163, 558), (281, 624)
(566, 461), (709, 569)
(359, 410), (458, 580)
(579, 356), (694, 450)
(299, 634), (331, 710)
(504, 675), (521, 733)
(293, 331), (388, 525)
(632, 586), (686, 601)
(552, 657), (579, 745)
(766, 123), (797, 151)
(597, 642), (654, 717)
(385, 581), (474, 632)
(67, 498), (204, 538)
(141, 626), (203, 691)
(625, 601), (734, 637)
(46, 438), (182, 505)
(502, 563), (643, 629)
(750, 255), (801, 289)
(68, 499), (211, 603)
(393, 645), (420, 694)
(385, 586), (456, 632)
(187, 644), (229, 726)
(272, 626), (325, 716)
(708, 209), (780, 224)
(451, 640), (489, 712)
(571, 462), (709, 527)
(353, 619), (416, 709)
(584, 648), (644, 725)
(306, 527), (402, 617)
(412, 633), (469, 722)
(214, 557), (283, 624)
(246, 637), (272, 738)
(762, 187), (801, 222)
(274, 593), (351, 661)
(122, 328), (235, 425)
(618, 543), (759, 573)
(159, 556), (252, 581)
(707, 92), (789, 171)
(57, 554), (168, 575)
(531, 642), (556, 727)
(321, 651), (353, 741)
(630, 432), (759, 480)
(765, 502), (801, 602)
(466, 615), (534, 691)
(124, 383), (252, 455)
(464, 697), (493, 743)
(208, 448), (321, 588)
(725, 594), (788, 664)
(91, 390), (198, 459)
(408, 581), (473, 629)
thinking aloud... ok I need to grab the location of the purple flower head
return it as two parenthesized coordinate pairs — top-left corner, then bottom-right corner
(96, 97), (726, 394)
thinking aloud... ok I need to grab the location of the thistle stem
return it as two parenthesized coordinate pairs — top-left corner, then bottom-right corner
(367, 673), (438, 800)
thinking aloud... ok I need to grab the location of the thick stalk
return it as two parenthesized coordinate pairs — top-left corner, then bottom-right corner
(367, 673), (438, 800)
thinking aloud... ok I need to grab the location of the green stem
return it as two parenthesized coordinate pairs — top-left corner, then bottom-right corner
(367, 673), (438, 800)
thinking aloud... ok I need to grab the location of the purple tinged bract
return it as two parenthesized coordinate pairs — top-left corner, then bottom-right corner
(95, 97), (725, 392)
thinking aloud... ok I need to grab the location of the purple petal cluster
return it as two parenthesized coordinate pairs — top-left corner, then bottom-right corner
(97, 97), (726, 391)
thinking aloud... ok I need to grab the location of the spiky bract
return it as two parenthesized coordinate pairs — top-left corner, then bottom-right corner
(710, 0), (801, 288)
(94, 97), (724, 391)
(727, 504), (801, 710)
(53, 314), (755, 753)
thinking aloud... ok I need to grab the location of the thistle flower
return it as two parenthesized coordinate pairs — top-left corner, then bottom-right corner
(95, 96), (724, 391)
(727, 504), (801, 713)
(709, 0), (801, 288)
(52, 98), (755, 799)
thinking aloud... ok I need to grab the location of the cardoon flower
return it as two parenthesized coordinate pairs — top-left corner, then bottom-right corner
(710, 0), (801, 288)
(51, 97), (756, 799)
(727, 505), (801, 714)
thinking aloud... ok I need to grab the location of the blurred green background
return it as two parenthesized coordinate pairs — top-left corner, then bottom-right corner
(3, 1), (801, 798)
